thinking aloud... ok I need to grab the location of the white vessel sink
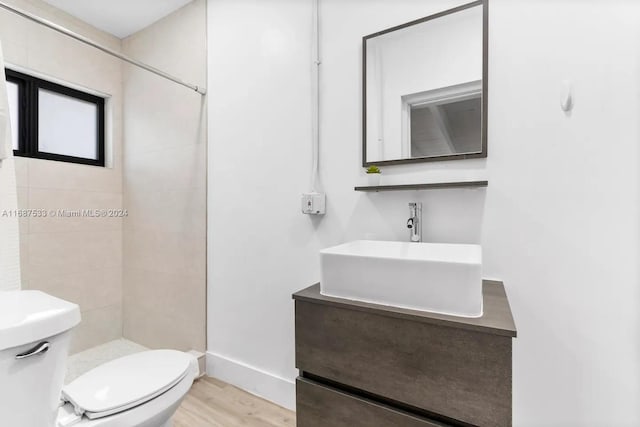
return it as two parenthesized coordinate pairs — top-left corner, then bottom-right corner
(320, 240), (483, 318)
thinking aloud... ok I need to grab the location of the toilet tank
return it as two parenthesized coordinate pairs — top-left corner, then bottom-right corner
(0, 290), (81, 427)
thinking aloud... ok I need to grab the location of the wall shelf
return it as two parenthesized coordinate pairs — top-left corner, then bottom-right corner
(354, 180), (488, 192)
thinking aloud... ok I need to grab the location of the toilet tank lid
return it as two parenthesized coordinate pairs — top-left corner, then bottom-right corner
(61, 350), (196, 419)
(0, 290), (80, 351)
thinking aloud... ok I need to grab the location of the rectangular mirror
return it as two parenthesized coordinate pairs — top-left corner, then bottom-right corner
(363, 1), (487, 166)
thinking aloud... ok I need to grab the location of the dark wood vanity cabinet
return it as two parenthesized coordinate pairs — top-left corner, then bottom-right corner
(296, 377), (448, 427)
(293, 281), (517, 427)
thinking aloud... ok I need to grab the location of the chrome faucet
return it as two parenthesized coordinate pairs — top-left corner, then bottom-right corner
(407, 202), (422, 242)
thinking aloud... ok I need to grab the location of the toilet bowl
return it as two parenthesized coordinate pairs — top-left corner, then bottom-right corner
(57, 349), (198, 427)
(0, 290), (197, 427)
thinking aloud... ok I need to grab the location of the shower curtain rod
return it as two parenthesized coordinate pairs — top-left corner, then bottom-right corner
(0, 1), (207, 95)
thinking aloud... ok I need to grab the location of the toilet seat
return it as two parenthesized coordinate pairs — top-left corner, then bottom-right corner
(62, 350), (193, 420)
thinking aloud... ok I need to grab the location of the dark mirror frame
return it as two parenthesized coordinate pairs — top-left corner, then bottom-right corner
(362, 0), (488, 167)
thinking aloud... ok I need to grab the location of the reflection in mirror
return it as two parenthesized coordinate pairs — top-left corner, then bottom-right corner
(405, 81), (481, 158)
(364, 1), (486, 165)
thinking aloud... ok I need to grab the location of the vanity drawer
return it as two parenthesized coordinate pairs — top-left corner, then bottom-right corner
(296, 377), (447, 427)
(295, 300), (512, 427)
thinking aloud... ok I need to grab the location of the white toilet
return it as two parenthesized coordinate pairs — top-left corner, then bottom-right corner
(0, 290), (198, 427)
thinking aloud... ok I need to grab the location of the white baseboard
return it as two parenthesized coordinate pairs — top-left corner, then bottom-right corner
(205, 351), (296, 411)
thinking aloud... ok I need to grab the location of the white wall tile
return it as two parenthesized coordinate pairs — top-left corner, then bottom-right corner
(122, 0), (207, 352)
(28, 188), (122, 233)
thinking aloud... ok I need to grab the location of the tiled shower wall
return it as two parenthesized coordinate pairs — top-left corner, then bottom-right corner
(0, 0), (124, 353)
(1, 0), (206, 354)
(121, 0), (207, 352)
(0, 43), (20, 292)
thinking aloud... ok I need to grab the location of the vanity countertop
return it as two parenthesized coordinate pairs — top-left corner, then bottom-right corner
(293, 280), (516, 338)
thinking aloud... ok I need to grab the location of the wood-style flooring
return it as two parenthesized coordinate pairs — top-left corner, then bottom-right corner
(174, 377), (296, 427)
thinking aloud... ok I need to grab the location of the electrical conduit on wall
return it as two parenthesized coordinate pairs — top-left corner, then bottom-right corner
(0, 40), (22, 291)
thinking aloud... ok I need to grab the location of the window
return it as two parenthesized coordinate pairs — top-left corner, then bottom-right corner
(401, 80), (482, 159)
(5, 69), (105, 166)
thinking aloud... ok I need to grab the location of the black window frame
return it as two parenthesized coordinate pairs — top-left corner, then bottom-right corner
(5, 68), (105, 167)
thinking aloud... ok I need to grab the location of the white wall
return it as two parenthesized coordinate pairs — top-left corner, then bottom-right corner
(207, 0), (316, 408)
(485, 1), (640, 424)
(208, 0), (640, 424)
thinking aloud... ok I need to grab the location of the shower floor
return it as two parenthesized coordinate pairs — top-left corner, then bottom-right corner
(65, 338), (148, 384)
